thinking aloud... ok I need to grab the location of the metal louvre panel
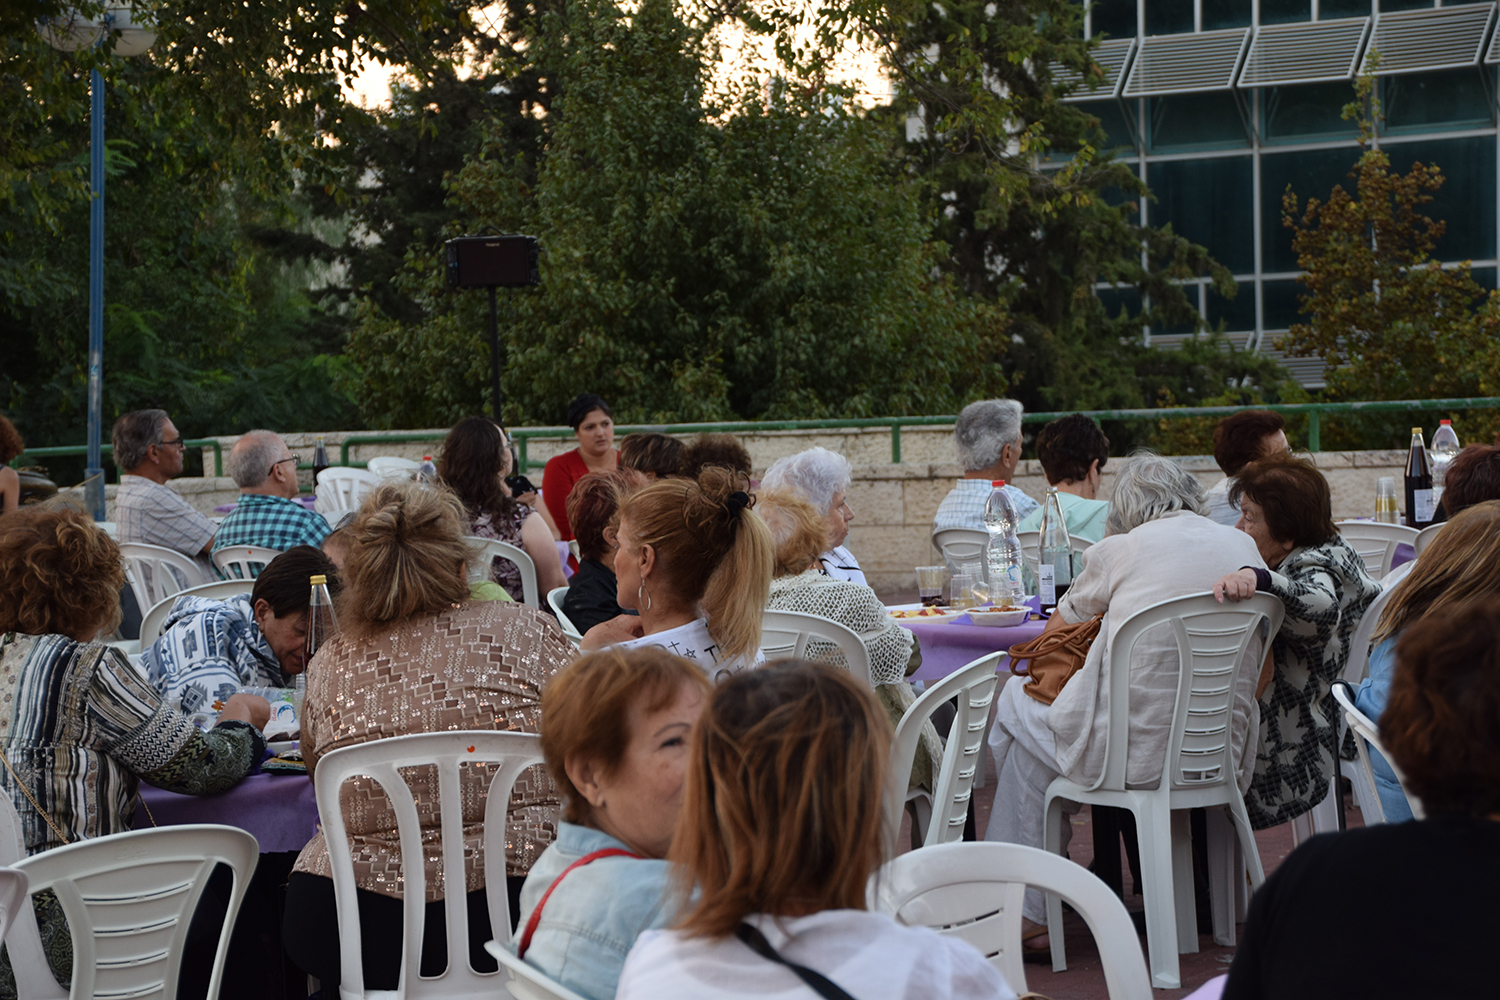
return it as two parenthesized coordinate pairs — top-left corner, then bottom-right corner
(1487, 11), (1500, 63)
(1055, 38), (1136, 102)
(1123, 29), (1251, 97)
(1361, 3), (1496, 76)
(1238, 18), (1371, 88)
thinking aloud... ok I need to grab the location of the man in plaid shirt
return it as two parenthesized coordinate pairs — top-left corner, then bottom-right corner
(213, 430), (331, 554)
(113, 409), (218, 584)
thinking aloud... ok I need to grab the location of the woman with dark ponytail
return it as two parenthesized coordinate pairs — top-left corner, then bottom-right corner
(580, 468), (774, 679)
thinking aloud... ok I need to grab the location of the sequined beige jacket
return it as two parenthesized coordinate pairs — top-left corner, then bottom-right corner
(292, 600), (574, 900)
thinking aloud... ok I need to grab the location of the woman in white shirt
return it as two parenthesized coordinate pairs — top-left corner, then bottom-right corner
(615, 661), (1016, 1000)
(580, 467), (774, 680)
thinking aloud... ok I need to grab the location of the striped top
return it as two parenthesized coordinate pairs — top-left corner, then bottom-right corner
(0, 633), (264, 855)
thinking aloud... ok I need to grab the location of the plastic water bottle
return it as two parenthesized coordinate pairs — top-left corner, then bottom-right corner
(300, 573), (339, 720)
(982, 480), (1025, 608)
(417, 455), (438, 484)
(1037, 487), (1073, 616)
(1430, 419), (1461, 508)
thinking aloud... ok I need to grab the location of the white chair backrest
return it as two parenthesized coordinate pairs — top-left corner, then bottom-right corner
(758, 610), (872, 686)
(367, 456), (421, 481)
(96, 521), (117, 538)
(139, 580), (256, 643)
(118, 542), (210, 612)
(1331, 682), (1426, 823)
(0, 792), (61, 1000)
(931, 527), (989, 575)
(1335, 520), (1419, 578)
(314, 467), (381, 514)
(1340, 583), (1393, 685)
(1016, 529), (1094, 582)
(1412, 522), (1443, 556)
(314, 730), (545, 999)
(873, 841), (1151, 1000)
(885, 652), (1001, 853)
(1093, 592), (1285, 796)
(545, 588), (583, 644)
(468, 537), (540, 607)
(211, 544), (283, 581)
(0, 868), (28, 970)
(12, 825), (258, 1000)
(482, 943), (590, 1000)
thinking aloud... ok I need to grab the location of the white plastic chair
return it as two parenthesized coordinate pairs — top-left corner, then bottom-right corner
(0, 788), (66, 999)
(118, 542), (211, 614)
(367, 456), (421, 481)
(315, 467), (381, 515)
(1016, 529), (1095, 584)
(1042, 591), (1284, 990)
(1412, 522), (1443, 556)
(1335, 520), (1419, 578)
(96, 521), (117, 538)
(885, 651), (1000, 854)
(139, 580), (257, 643)
(1331, 681), (1426, 824)
(0, 866), (28, 961)
(211, 543), (283, 581)
(759, 609), (873, 686)
(468, 537), (540, 608)
(314, 730), (546, 999)
(931, 526), (989, 574)
(481, 944), (589, 1000)
(11, 825), (259, 1000)
(873, 841), (1151, 1000)
(545, 587), (583, 644)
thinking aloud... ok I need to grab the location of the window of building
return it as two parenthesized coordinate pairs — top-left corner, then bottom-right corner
(1471, 266), (1496, 289)
(1379, 0), (1434, 12)
(1148, 93), (1250, 151)
(1145, 0), (1193, 36)
(1260, 0), (1311, 25)
(1149, 156), (1256, 274)
(1260, 279), (1309, 330)
(1261, 81), (1364, 143)
(1077, 99), (1136, 152)
(1385, 136), (1497, 262)
(1383, 68), (1494, 134)
(1096, 285), (1143, 321)
(1208, 283), (1257, 332)
(1203, 0), (1251, 31)
(1090, 0), (1137, 38)
(1320, 0), (1375, 16)
(1261, 145), (1363, 272)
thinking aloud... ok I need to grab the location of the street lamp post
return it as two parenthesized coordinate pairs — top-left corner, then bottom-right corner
(38, 5), (155, 521)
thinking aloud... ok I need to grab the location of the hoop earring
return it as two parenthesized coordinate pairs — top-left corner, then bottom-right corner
(637, 583), (653, 613)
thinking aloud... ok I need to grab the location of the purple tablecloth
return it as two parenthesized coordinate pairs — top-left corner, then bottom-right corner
(900, 597), (1048, 681)
(134, 773), (319, 854)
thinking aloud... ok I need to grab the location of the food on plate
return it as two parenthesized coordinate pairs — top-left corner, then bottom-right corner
(889, 607), (954, 619)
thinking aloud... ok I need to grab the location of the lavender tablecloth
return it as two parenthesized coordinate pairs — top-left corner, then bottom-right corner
(134, 773), (319, 854)
(899, 597), (1048, 681)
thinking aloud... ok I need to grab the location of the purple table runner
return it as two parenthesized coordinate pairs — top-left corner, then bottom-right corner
(134, 772), (319, 854)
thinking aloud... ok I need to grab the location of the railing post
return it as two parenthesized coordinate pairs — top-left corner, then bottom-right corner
(517, 433), (530, 473)
(1308, 409), (1321, 453)
(891, 422), (902, 464)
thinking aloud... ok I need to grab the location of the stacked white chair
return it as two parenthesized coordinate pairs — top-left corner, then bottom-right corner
(1331, 681), (1426, 823)
(1334, 520), (1419, 578)
(314, 467), (381, 517)
(211, 543), (283, 581)
(314, 730), (546, 998)
(1016, 529), (1095, 585)
(468, 537), (541, 608)
(758, 610), (872, 686)
(1041, 591), (1284, 990)
(546, 587), (583, 644)
(885, 652), (1000, 853)
(367, 456), (422, 480)
(138, 580), (256, 644)
(118, 542), (210, 615)
(873, 841), (1151, 1000)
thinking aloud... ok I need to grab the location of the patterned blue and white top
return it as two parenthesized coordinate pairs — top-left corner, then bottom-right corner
(0, 632), (264, 855)
(140, 596), (290, 713)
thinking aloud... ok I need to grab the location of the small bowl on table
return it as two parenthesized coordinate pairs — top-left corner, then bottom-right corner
(967, 606), (1030, 628)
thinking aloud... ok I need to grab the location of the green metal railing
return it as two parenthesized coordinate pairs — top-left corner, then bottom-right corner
(16, 397), (1500, 475)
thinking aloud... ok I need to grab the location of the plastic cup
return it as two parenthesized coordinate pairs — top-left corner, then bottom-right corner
(1375, 476), (1399, 524)
(951, 574), (975, 609)
(916, 565), (948, 606)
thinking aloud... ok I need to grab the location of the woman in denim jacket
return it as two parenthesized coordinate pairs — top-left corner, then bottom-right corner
(513, 647), (711, 999)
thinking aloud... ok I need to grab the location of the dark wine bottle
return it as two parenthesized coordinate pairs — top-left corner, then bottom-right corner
(312, 435), (330, 485)
(1404, 427), (1435, 529)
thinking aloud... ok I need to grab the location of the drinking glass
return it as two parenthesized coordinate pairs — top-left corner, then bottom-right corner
(915, 565), (948, 607)
(950, 574), (975, 610)
(1375, 476), (1399, 524)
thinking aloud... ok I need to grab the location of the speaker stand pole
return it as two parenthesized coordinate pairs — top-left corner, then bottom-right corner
(488, 284), (502, 423)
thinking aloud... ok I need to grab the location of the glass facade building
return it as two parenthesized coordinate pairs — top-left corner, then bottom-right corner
(1062, 0), (1499, 385)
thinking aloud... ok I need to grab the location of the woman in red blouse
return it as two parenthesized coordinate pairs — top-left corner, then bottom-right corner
(543, 393), (619, 542)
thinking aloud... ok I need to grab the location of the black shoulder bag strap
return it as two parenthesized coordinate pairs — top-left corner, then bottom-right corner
(734, 922), (859, 1000)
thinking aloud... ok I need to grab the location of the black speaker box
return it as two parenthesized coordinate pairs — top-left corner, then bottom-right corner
(445, 235), (540, 288)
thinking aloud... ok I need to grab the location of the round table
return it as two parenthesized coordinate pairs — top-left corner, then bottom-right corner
(897, 598), (1048, 681)
(133, 772), (319, 853)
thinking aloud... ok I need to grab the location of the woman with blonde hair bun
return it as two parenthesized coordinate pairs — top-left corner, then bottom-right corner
(580, 468), (774, 680)
(283, 480), (576, 991)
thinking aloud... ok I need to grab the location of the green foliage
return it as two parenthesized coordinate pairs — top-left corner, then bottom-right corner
(348, 0), (1008, 427)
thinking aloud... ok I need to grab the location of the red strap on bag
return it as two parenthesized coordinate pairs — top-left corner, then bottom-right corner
(516, 847), (641, 958)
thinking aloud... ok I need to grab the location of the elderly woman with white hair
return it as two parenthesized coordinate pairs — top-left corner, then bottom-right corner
(760, 446), (865, 584)
(984, 452), (1268, 948)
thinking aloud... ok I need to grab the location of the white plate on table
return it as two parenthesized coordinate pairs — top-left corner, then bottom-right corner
(967, 606), (1031, 627)
(887, 602), (966, 621)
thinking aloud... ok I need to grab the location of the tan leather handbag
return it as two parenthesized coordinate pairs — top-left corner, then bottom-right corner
(1007, 613), (1104, 705)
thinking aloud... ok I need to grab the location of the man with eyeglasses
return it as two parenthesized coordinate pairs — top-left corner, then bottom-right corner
(213, 430), (330, 557)
(113, 409), (218, 583)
